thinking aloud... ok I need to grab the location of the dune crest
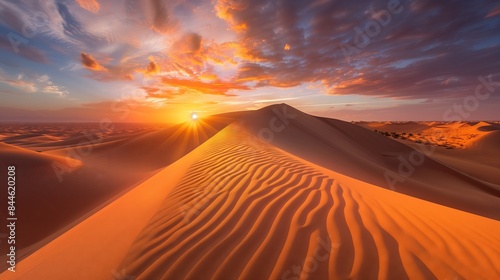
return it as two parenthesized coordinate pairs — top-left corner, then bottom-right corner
(1, 105), (499, 280)
(114, 125), (499, 280)
(2, 122), (499, 280)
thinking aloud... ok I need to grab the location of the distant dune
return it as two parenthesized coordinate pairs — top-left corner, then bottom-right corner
(0, 104), (499, 279)
(358, 119), (500, 187)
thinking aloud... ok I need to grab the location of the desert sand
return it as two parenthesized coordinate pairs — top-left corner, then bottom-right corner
(0, 104), (499, 280)
(357, 120), (500, 186)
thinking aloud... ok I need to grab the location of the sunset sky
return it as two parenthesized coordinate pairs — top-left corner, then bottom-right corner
(1, 0), (499, 123)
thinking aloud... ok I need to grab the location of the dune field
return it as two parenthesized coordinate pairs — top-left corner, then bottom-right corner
(0, 104), (498, 280)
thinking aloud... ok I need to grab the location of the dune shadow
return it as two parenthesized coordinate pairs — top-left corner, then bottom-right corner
(477, 124), (500, 131)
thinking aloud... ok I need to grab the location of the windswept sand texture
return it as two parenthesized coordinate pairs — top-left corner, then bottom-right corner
(1, 105), (499, 280)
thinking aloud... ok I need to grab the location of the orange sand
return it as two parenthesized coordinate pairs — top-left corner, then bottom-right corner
(0, 105), (498, 279)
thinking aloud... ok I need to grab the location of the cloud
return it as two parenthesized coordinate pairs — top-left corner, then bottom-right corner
(166, 32), (206, 71)
(159, 77), (249, 96)
(486, 5), (500, 18)
(0, 73), (67, 96)
(79, 53), (139, 82)
(80, 52), (107, 71)
(0, 74), (36, 93)
(142, 86), (184, 99)
(40, 84), (68, 96)
(0, 0), (85, 50)
(134, 56), (161, 77)
(149, 0), (178, 34)
(175, 32), (202, 54)
(214, 0), (249, 30)
(214, 0), (500, 99)
(75, 0), (101, 13)
(1, 0), (499, 117)
(144, 56), (160, 75)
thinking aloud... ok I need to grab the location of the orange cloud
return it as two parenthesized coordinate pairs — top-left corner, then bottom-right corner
(233, 23), (248, 32)
(80, 52), (107, 71)
(214, 0), (249, 32)
(161, 77), (249, 96)
(167, 33), (205, 71)
(199, 73), (218, 81)
(203, 41), (239, 65)
(137, 56), (160, 76)
(142, 86), (185, 99)
(159, 33), (241, 82)
(334, 78), (368, 89)
(76, 0), (100, 13)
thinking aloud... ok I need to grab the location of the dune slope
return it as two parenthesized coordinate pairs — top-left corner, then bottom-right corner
(3, 123), (498, 280)
(0, 114), (240, 256)
(1, 105), (499, 280)
(115, 124), (499, 280)
(239, 104), (500, 219)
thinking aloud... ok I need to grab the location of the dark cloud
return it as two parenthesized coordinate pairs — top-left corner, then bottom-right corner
(150, 0), (178, 34)
(147, 61), (158, 73)
(216, 0), (500, 99)
(80, 52), (106, 71)
(181, 32), (202, 54)
(145, 57), (160, 75)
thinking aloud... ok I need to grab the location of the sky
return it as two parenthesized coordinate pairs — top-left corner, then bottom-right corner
(0, 0), (499, 123)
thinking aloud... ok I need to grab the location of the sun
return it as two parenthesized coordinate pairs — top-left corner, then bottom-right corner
(191, 113), (198, 120)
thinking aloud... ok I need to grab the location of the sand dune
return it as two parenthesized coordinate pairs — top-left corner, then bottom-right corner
(117, 124), (500, 280)
(0, 142), (82, 168)
(0, 105), (499, 279)
(0, 144), (199, 280)
(0, 117), (242, 256)
(239, 105), (499, 219)
(470, 130), (500, 153)
(116, 126), (499, 280)
(2, 123), (498, 280)
(358, 120), (500, 151)
(358, 119), (500, 189)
